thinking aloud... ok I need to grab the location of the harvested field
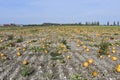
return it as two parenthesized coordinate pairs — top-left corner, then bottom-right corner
(0, 26), (120, 80)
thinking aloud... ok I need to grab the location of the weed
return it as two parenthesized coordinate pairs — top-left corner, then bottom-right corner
(29, 46), (44, 52)
(50, 51), (64, 60)
(6, 41), (15, 47)
(0, 46), (6, 50)
(17, 35), (23, 43)
(115, 41), (120, 46)
(60, 38), (70, 49)
(46, 73), (53, 79)
(70, 73), (87, 80)
(7, 34), (14, 40)
(20, 65), (34, 77)
(98, 38), (111, 55)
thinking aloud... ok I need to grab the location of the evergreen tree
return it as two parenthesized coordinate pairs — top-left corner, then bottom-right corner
(117, 21), (119, 26)
(97, 21), (99, 26)
(85, 22), (88, 26)
(113, 21), (116, 26)
(107, 21), (109, 26)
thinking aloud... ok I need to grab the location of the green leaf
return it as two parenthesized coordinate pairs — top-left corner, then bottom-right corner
(51, 56), (64, 60)
(50, 52), (61, 57)
(20, 65), (34, 77)
(66, 45), (71, 49)
(29, 46), (45, 52)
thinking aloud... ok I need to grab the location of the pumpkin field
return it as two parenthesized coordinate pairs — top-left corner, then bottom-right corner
(0, 26), (120, 80)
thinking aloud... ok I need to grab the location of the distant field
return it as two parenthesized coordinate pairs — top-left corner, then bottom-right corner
(0, 26), (120, 80)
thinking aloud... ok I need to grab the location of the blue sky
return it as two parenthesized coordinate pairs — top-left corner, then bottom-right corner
(0, 0), (119, 24)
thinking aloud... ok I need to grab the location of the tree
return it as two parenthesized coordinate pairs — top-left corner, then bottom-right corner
(97, 21), (99, 26)
(107, 21), (109, 26)
(85, 22), (88, 26)
(113, 21), (116, 26)
(117, 21), (119, 26)
(79, 22), (82, 26)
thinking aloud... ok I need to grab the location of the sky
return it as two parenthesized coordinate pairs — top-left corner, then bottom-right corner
(0, 0), (120, 24)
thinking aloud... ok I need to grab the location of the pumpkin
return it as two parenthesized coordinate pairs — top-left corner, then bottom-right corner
(112, 50), (116, 53)
(112, 56), (117, 61)
(23, 60), (28, 65)
(86, 48), (90, 52)
(88, 59), (94, 64)
(92, 71), (98, 77)
(107, 55), (111, 58)
(0, 53), (5, 57)
(17, 52), (21, 56)
(83, 62), (89, 67)
(116, 64), (120, 73)
(67, 55), (71, 59)
(99, 55), (103, 59)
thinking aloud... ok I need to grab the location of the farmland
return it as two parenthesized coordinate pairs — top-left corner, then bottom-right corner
(0, 26), (120, 80)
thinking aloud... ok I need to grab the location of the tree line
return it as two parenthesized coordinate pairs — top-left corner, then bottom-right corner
(39, 21), (119, 26)
(1, 21), (119, 27)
